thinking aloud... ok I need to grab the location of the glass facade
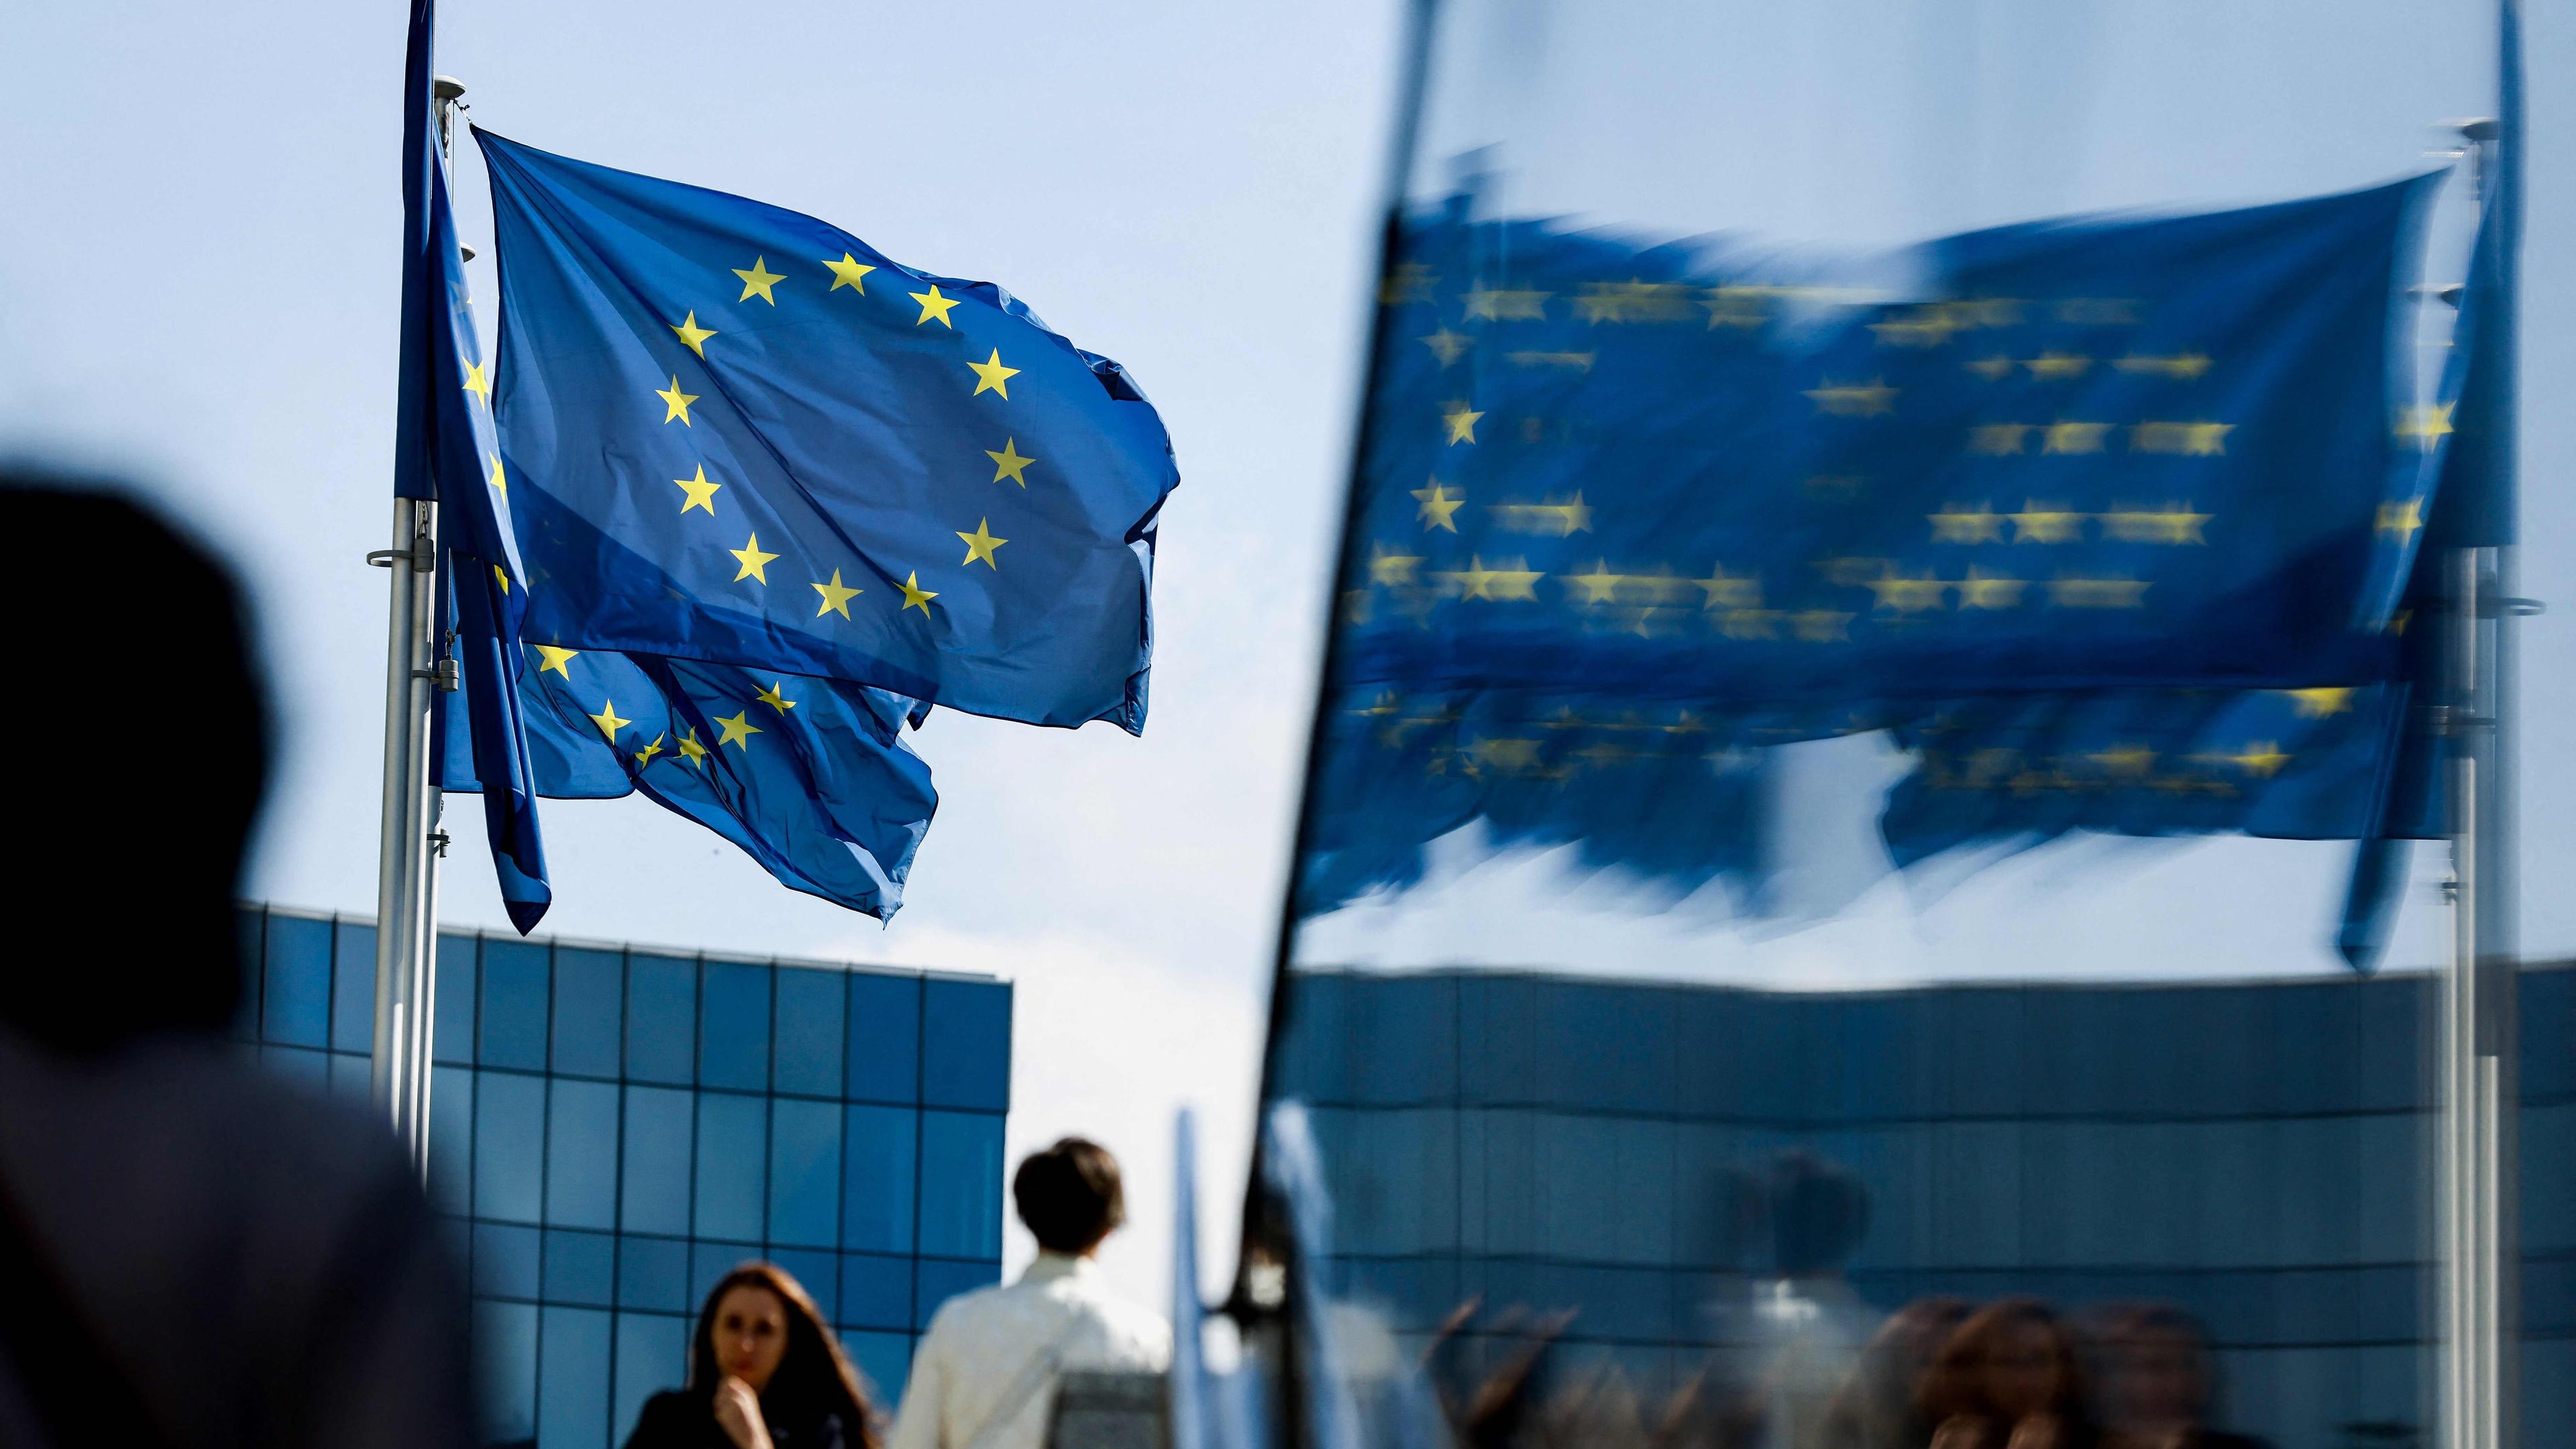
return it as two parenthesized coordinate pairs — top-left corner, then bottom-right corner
(231, 904), (1013, 1449)
(1269, 963), (2572, 1449)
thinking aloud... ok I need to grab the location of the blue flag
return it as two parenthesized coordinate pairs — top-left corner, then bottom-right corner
(474, 130), (1180, 733)
(443, 643), (935, 920)
(1340, 175), (2435, 710)
(400, 0), (550, 931)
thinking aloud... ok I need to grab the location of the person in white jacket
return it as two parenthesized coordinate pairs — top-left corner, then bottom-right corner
(888, 1138), (1171, 1449)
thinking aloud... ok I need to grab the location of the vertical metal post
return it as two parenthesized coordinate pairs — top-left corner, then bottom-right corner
(2438, 545), (2490, 1449)
(372, 498), (434, 1127)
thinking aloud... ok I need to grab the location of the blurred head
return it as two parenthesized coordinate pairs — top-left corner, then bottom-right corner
(1769, 1148), (1870, 1278)
(1822, 1297), (1974, 1444)
(2100, 1305), (2214, 1428)
(1013, 1136), (1126, 1255)
(0, 473), (270, 1051)
(1923, 1299), (2086, 1426)
(691, 1263), (874, 1440)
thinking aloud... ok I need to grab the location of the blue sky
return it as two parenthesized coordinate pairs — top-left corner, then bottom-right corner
(2, 0), (2563, 1303)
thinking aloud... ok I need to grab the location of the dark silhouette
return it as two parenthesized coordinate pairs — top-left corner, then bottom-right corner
(1921, 1299), (2095, 1449)
(0, 472), (474, 1448)
(1818, 1298), (1974, 1449)
(627, 1261), (878, 1449)
(2093, 1305), (2267, 1449)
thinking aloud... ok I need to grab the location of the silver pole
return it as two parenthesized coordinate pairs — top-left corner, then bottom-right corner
(370, 498), (431, 1126)
(2440, 545), (2489, 1449)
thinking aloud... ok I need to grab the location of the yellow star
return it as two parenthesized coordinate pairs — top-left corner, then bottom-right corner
(2376, 500), (2424, 542)
(824, 253), (877, 293)
(1693, 566), (1760, 610)
(2114, 354), (2214, 380)
(1928, 504), (2006, 543)
(811, 569), (862, 619)
(1420, 328), (1470, 367)
(2023, 352), (2093, 380)
(755, 681), (797, 713)
(1565, 561), (1625, 605)
(733, 257), (787, 305)
(1968, 423), (2033, 455)
(656, 375), (700, 425)
(669, 310), (717, 358)
(2099, 504), (2211, 545)
(957, 518), (1008, 568)
(633, 733), (665, 767)
(1788, 609), (1855, 642)
(2284, 687), (2355, 718)
(586, 699), (631, 740)
(1460, 286), (1550, 321)
(673, 464), (722, 515)
(486, 453), (508, 497)
(1432, 555), (1542, 601)
(1865, 570), (1949, 613)
(985, 437), (1036, 486)
(910, 284), (961, 328)
(1411, 481), (1465, 532)
(731, 533), (780, 584)
(2042, 421), (2113, 454)
(2218, 741), (2291, 778)
(1956, 568), (2027, 609)
(533, 645), (580, 678)
(1441, 401), (1483, 444)
(2009, 502), (2086, 543)
(1367, 545), (1421, 586)
(1804, 379), (1898, 416)
(461, 358), (493, 404)
(1964, 356), (2015, 382)
(676, 728), (708, 767)
(493, 564), (512, 595)
(2398, 402), (2456, 450)
(715, 710), (762, 750)
(900, 571), (938, 614)
(2090, 743), (2157, 775)
(968, 348), (1019, 398)
(2048, 576), (2152, 608)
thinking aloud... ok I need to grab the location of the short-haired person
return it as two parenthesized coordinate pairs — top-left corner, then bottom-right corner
(0, 475), (474, 1448)
(627, 1263), (877, 1449)
(888, 1138), (1171, 1449)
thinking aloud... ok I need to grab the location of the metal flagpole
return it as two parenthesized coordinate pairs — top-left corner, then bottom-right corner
(371, 74), (469, 1175)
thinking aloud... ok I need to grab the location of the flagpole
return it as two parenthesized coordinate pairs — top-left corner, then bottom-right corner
(371, 72), (468, 1174)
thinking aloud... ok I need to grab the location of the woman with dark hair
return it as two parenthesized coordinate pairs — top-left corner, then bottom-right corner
(1817, 1297), (1974, 1449)
(1921, 1299), (2094, 1449)
(627, 1262), (881, 1449)
(2094, 1305), (2267, 1449)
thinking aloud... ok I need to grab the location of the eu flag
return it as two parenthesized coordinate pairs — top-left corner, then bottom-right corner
(398, 0), (550, 930)
(475, 131), (1180, 733)
(1340, 174), (2436, 709)
(443, 644), (934, 920)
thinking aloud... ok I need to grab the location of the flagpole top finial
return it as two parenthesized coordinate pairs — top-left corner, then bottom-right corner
(433, 75), (468, 103)
(2453, 116), (2502, 143)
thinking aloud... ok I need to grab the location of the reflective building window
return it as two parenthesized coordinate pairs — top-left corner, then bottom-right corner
(230, 904), (1010, 1448)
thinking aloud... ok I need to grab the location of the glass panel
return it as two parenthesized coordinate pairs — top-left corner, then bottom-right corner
(433, 932), (478, 1066)
(839, 1252), (914, 1331)
(694, 1091), (768, 1243)
(545, 1079), (621, 1230)
(620, 1087), (694, 1236)
(617, 1234), (692, 1313)
(538, 1305), (612, 1449)
(553, 947), (625, 1079)
(700, 959), (773, 1092)
(329, 918), (376, 1053)
(260, 912), (331, 1046)
(546, 1228), (617, 1308)
(841, 1330), (914, 1409)
(626, 953), (698, 1085)
(229, 905), (262, 1043)
(694, 1240), (763, 1308)
(478, 938), (549, 1071)
(920, 979), (1010, 1110)
(613, 1312), (690, 1445)
(473, 1298), (539, 1446)
(767, 1247), (839, 1324)
(845, 972), (920, 1104)
(842, 1106), (918, 1254)
(474, 1222), (541, 1299)
(773, 967), (847, 1098)
(327, 1051), (372, 1106)
(260, 1044), (327, 1089)
(427, 1065), (475, 1218)
(768, 1097), (841, 1249)
(473, 1070), (546, 1224)
(912, 1258), (999, 1331)
(916, 1112), (1004, 1260)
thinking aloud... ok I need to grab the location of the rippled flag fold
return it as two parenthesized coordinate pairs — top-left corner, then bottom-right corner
(443, 643), (934, 920)
(476, 130), (1179, 733)
(400, 0), (550, 930)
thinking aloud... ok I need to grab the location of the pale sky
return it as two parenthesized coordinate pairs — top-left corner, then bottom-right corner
(2, 0), (2565, 1309)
